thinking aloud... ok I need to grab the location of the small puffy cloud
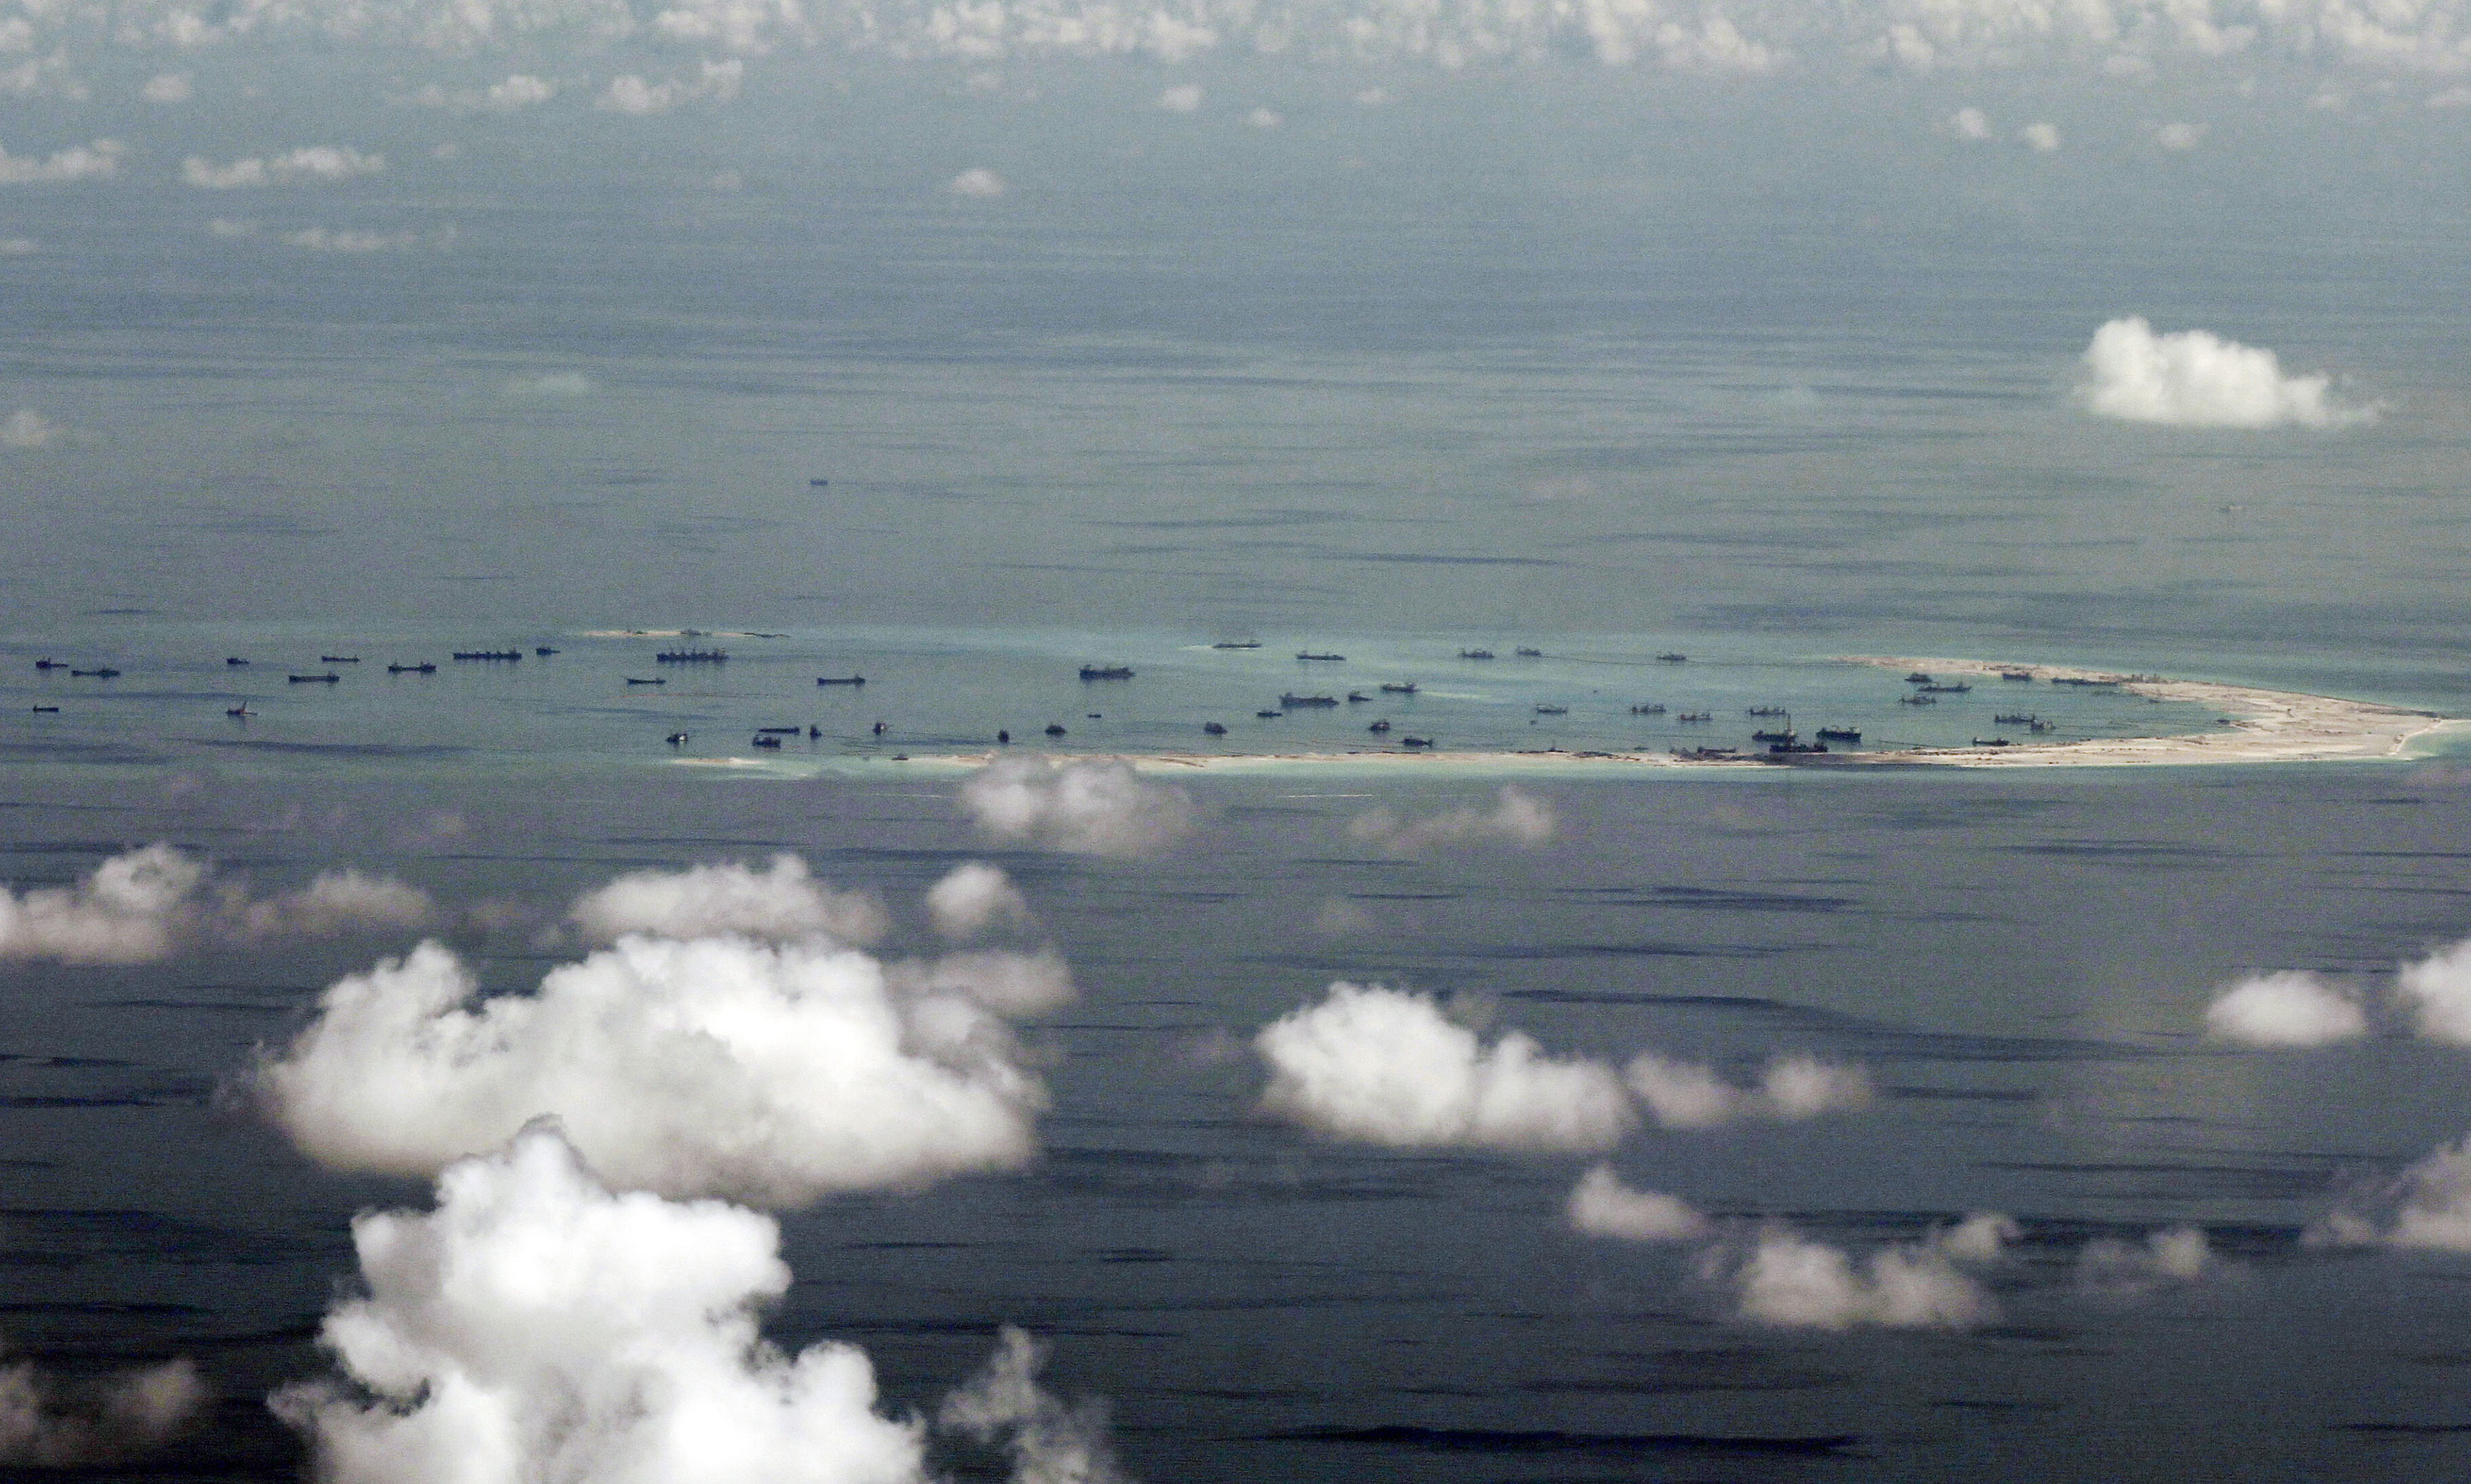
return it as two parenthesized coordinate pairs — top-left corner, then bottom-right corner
(283, 227), (421, 252)
(411, 73), (557, 111)
(1934, 1212), (2021, 1264)
(1348, 785), (1555, 856)
(1715, 1226), (1997, 1330)
(206, 217), (255, 237)
(597, 59), (742, 114)
(0, 53), (85, 100)
(269, 1125), (933, 1484)
(2077, 1225), (2213, 1292)
(926, 862), (1032, 940)
(501, 369), (597, 397)
(249, 932), (1053, 1204)
(140, 71), (191, 103)
(1353, 86), (1390, 105)
(1255, 983), (1634, 1153)
(1947, 105), (1992, 138)
(2203, 970), (2367, 1046)
(0, 845), (436, 964)
(1245, 106), (1282, 127)
(709, 167), (744, 190)
(961, 756), (1195, 856)
(889, 947), (1074, 1017)
(1157, 83), (1202, 111)
(570, 853), (888, 946)
(2020, 121), (2062, 151)
(1, 407), (57, 448)
(2152, 119), (2208, 148)
(938, 1327), (1129, 1484)
(2076, 316), (2379, 429)
(0, 1355), (206, 1464)
(229, 870), (438, 938)
(947, 166), (1007, 198)
(182, 146), (383, 189)
(2395, 938), (2471, 1042)
(2313, 1137), (2471, 1250)
(0, 236), (32, 254)
(1567, 1165), (1710, 1242)
(1623, 1051), (1872, 1129)
(0, 138), (124, 184)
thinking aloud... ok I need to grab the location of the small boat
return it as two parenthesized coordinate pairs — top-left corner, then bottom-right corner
(70, 667), (120, 678)
(1380, 682), (1418, 694)
(997, 731), (1010, 744)
(1999, 669), (2034, 682)
(1346, 692), (1371, 702)
(453, 650), (522, 661)
(626, 676), (666, 686)
(817, 675), (867, 686)
(388, 662), (438, 674)
(1994, 712), (2035, 725)
(1401, 735), (1434, 748)
(1044, 724), (1067, 736)
(226, 705), (253, 717)
(657, 649), (728, 664)
(1751, 728), (1796, 743)
(1368, 719), (1392, 734)
(755, 726), (801, 735)
(1079, 665), (1134, 681)
(32, 705), (59, 714)
(1515, 647), (1543, 657)
(1211, 640), (1262, 650)
(1899, 694), (1937, 706)
(1746, 706), (1788, 717)
(33, 659), (60, 670)
(1459, 649), (1495, 660)
(752, 734), (783, 749)
(1281, 693), (1339, 708)
(1677, 712), (1712, 723)
(537, 646), (561, 656)
(321, 655), (361, 664)
(809, 478), (831, 487)
(665, 732), (689, 745)
(1815, 726), (1861, 742)
(1256, 710), (1281, 719)
(1535, 704), (1568, 715)
(1905, 671), (1933, 684)
(289, 673), (340, 684)
(225, 657), (249, 666)
(1296, 651), (1345, 662)
(1656, 652), (1687, 663)
(1204, 722), (1227, 735)
(1630, 703), (1665, 715)
(1971, 737), (2011, 748)
(1920, 682), (1971, 693)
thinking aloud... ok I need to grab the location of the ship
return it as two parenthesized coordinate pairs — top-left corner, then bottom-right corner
(1459, 649), (1495, 660)
(1079, 664), (1134, 681)
(1281, 693), (1340, 708)
(69, 667), (120, 678)
(389, 662), (438, 674)
(1380, 682), (1418, 694)
(1368, 719), (1392, 734)
(1630, 703), (1666, 715)
(1751, 727), (1797, 743)
(1920, 681), (1971, 693)
(1677, 711), (1713, 722)
(626, 676), (665, 686)
(1767, 741), (1830, 755)
(1673, 746), (1737, 760)
(1899, 694), (1937, 706)
(1815, 726), (1861, 742)
(1211, 640), (1262, 650)
(1656, 652), (1687, 663)
(1905, 671), (1934, 683)
(1515, 647), (1543, 657)
(666, 732), (689, 745)
(1535, 704), (1569, 715)
(1746, 706), (1789, 717)
(2051, 676), (2122, 688)
(657, 649), (728, 664)
(453, 650), (522, 661)
(1204, 722), (1227, 735)
(817, 675), (867, 686)
(537, 646), (561, 656)
(1347, 692), (1371, 702)
(321, 655), (361, 664)
(1994, 712), (2035, 724)
(1999, 669), (2034, 681)
(225, 657), (249, 666)
(752, 734), (782, 749)
(1971, 737), (2012, 748)
(289, 673), (340, 684)
(33, 659), (60, 670)
(755, 726), (801, 735)
(1401, 735), (1435, 748)
(1296, 651), (1345, 662)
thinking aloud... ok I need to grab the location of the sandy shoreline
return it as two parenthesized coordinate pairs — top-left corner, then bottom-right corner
(670, 658), (2463, 777)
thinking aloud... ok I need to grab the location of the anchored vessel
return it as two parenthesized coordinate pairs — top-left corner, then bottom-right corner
(1079, 665), (1134, 681)
(453, 649), (522, 661)
(657, 649), (728, 664)
(817, 675), (867, 686)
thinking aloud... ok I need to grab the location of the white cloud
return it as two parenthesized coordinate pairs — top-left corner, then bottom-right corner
(1245, 105), (1282, 127)
(0, 1356), (205, 1464)
(947, 165), (1009, 198)
(1623, 1051), (1873, 1128)
(889, 946), (1075, 1017)
(0, 236), (32, 254)
(2313, 1136), (2471, 1250)
(926, 861), (1033, 940)
(1948, 104), (1992, 138)
(938, 1327), (1130, 1484)
(568, 853), (888, 946)
(0, 138), (124, 184)
(1934, 1211), (2021, 1263)
(284, 226), (421, 252)
(2020, 121), (2062, 150)
(0, 17), (25, 49)
(1157, 82), (1202, 111)
(269, 1125), (935, 1484)
(182, 146), (384, 188)
(2430, 84), (2471, 105)
(597, 59), (743, 114)
(1255, 983), (1634, 1152)
(411, 72), (556, 110)
(961, 755), (1194, 855)
(1715, 1226), (1998, 1330)
(2076, 316), (2379, 429)
(1566, 1164), (1710, 1241)
(1353, 86), (1391, 105)
(501, 369), (598, 397)
(140, 71), (192, 102)
(1347, 784), (1556, 855)
(207, 217), (256, 237)
(1, 407), (58, 448)
(0, 846), (436, 964)
(2076, 1224), (2213, 1291)
(0, 53), (85, 100)
(2395, 937), (2471, 1042)
(2151, 119), (2208, 148)
(249, 932), (1053, 1204)
(2203, 970), (2367, 1046)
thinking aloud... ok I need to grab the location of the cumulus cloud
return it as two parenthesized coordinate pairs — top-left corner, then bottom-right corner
(2076, 316), (2379, 429)
(0, 1356), (206, 1465)
(251, 928), (1056, 1204)
(0, 846), (436, 964)
(410, 72), (557, 109)
(962, 756), (1195, 856)
(2076, 1225), (2213, 1292)
(270, 1125), (934, 1484)
(2151, 119), (2208, 148)
(1157, 82), (1202, 110)
(947, 165), (1008, 197)
(1713, 1226), (1998, 1330)
(926, 861), (1033, 940)
(283, 226), (429, 251)
(1624, 1051), (1872, 1129)
(2394, 937), (2471, 1042)
(0, 138), (123, 184)
(938, 1327), (1130, 1484)
(1255, 983), (1634, 1152)
(140, 71), (191, 102)
(597, 59), (742, 114)
(569, 853), (889, 946)
(1, 407), (57, 447)
(2314, 1137), (2471, 1250)
(1347, 785), (1556, 855)
(1245, 105), (1282, 127)
(0, 52), (85, 99)
(1567, 1164), (1711, 1241)
(1947, 104), (1991, 138)
(2020, 121), (2062, 151)
(181, 145), (384, 187)
(2203, 970), (2367, 1046)
(502, 369), (597, 397)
